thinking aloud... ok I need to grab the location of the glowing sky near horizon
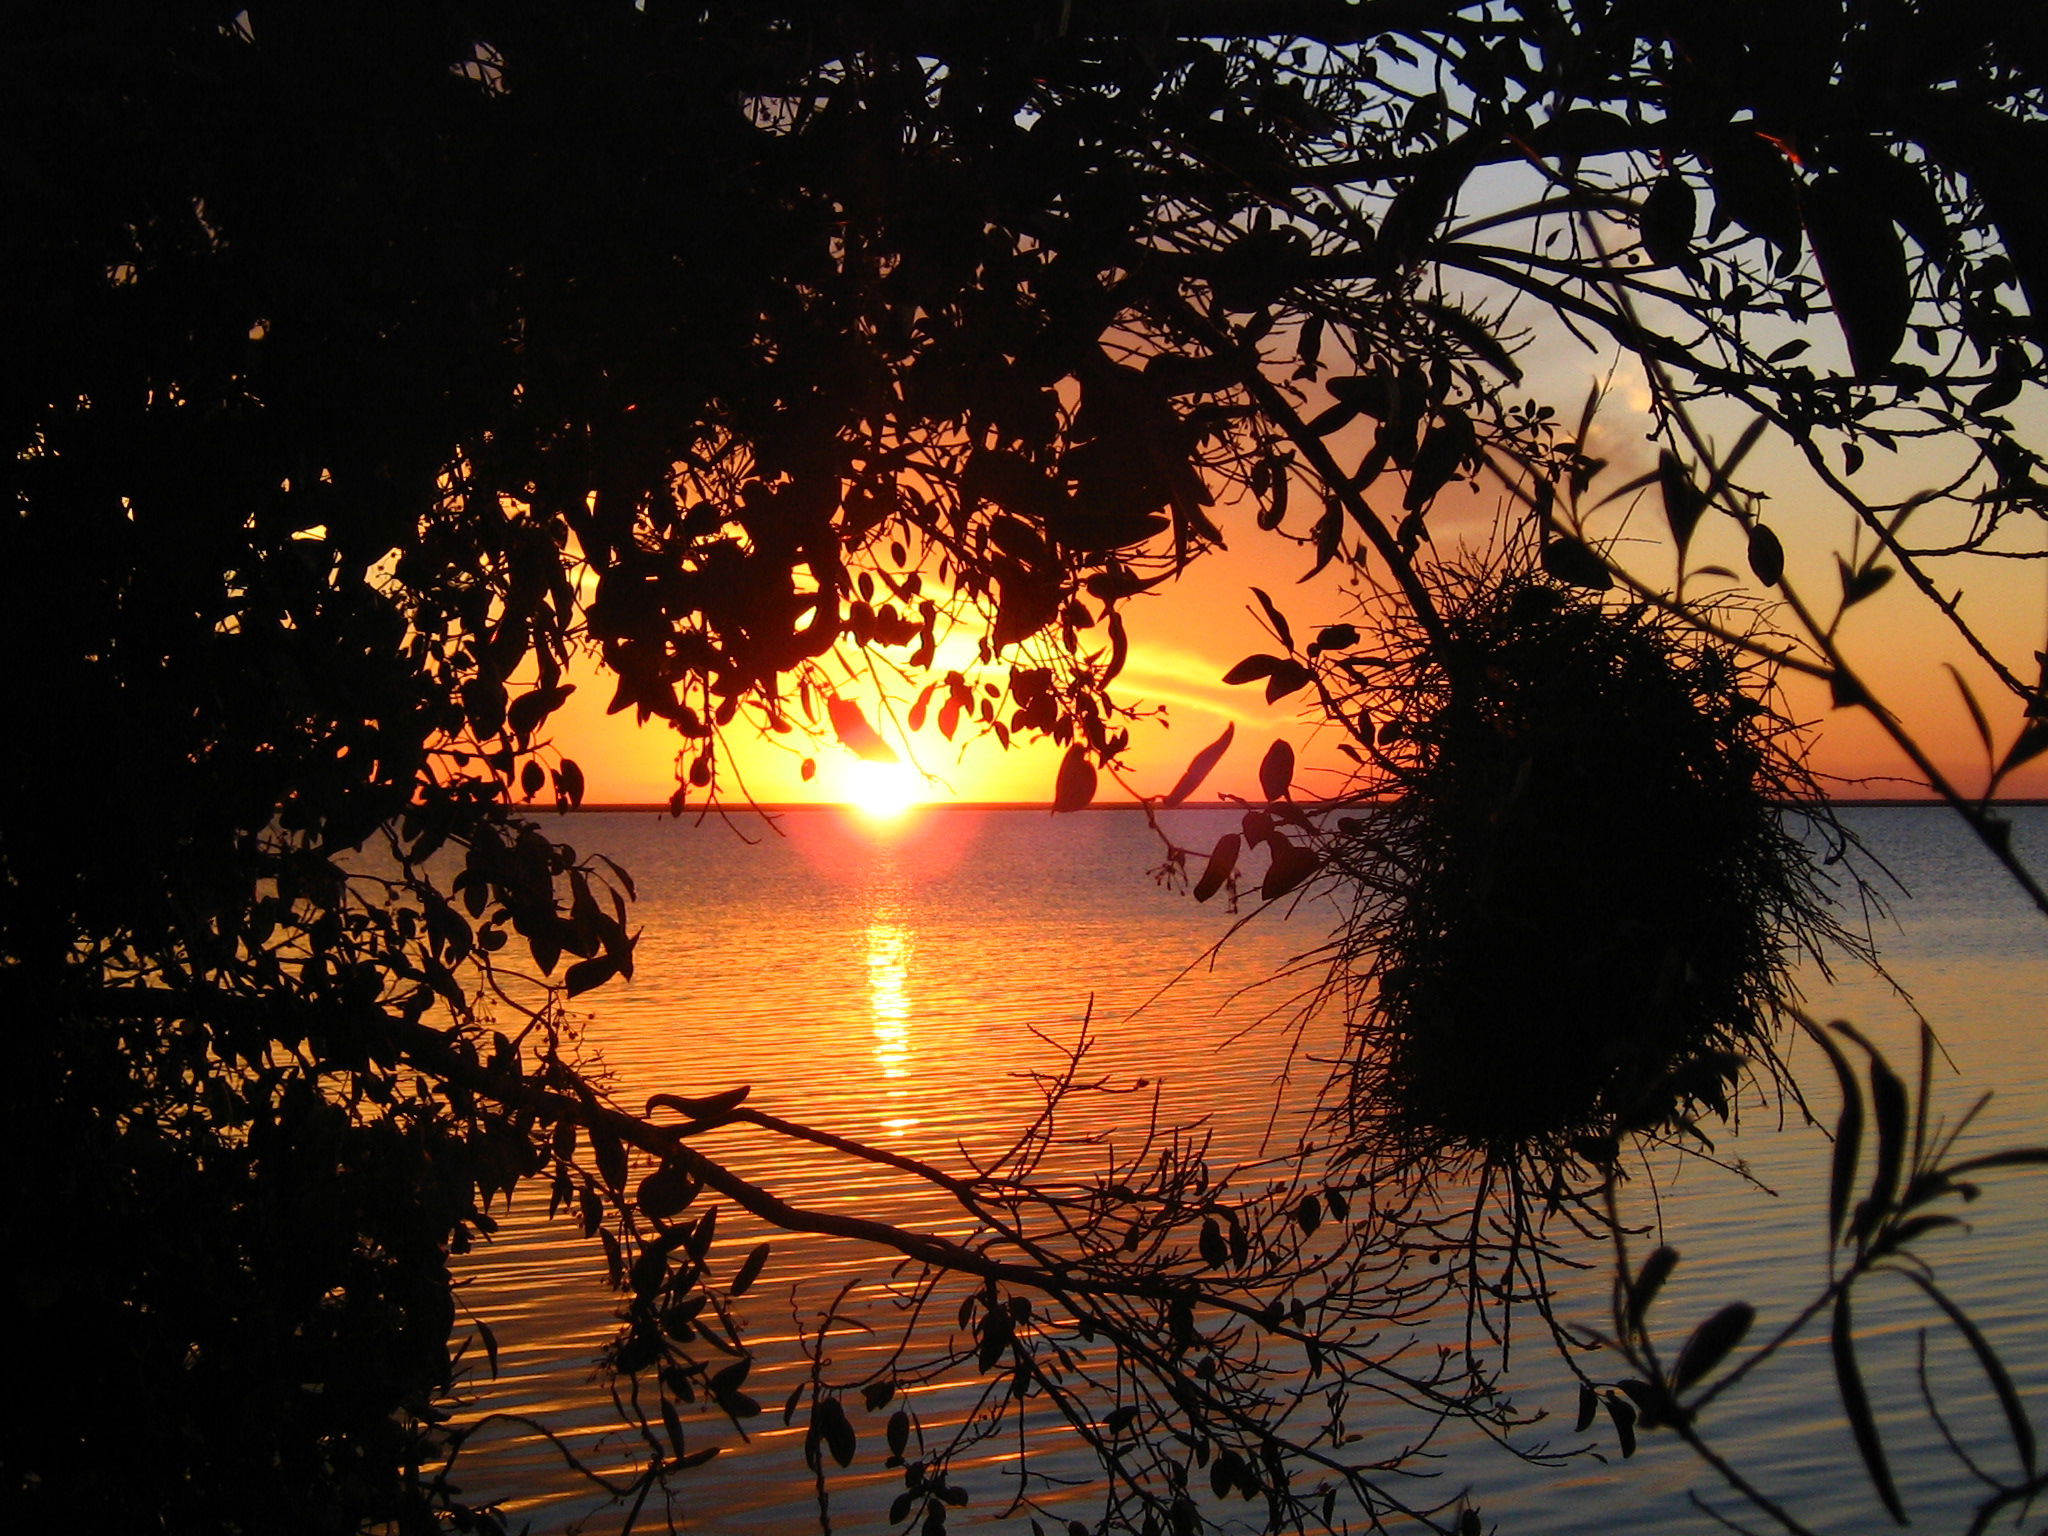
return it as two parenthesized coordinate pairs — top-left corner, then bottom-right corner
(548, 339), (2048, 809)
(549, 495), (2048, 809)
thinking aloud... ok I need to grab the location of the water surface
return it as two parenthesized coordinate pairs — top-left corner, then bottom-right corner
(450, 805), (2048, 1535)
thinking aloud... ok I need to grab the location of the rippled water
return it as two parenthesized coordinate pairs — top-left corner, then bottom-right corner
(447, 805), (2048, 1536)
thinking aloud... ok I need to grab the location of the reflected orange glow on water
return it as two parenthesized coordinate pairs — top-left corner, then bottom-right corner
(447, 807), (2048, 1536)
(867, 918), (916, 1122)
(780, 800), (985, 892)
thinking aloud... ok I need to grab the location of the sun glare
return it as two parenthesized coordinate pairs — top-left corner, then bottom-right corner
(838, 758), (925, 820)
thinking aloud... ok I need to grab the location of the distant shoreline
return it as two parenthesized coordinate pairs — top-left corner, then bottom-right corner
(558, 797), (2048, 814)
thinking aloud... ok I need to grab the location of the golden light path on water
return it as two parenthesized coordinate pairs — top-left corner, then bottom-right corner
(444, 805), (2048, 1536)
(867, 919), (917, 1130)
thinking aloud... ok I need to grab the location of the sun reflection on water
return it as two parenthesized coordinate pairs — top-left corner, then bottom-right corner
(866, 917), (920, 1131)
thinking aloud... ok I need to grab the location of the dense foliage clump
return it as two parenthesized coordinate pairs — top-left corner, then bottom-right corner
(1325, 569), (1866, 1173)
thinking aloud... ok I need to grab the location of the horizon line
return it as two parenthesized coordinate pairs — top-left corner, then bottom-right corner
(551, 796), (2048, 814)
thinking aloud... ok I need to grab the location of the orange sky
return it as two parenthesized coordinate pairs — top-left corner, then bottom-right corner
(548, 343), (2048, 810)
(549, 478), (2048, 809)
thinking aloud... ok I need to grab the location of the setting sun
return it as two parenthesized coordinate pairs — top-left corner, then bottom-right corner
(834, 757), (927, 820)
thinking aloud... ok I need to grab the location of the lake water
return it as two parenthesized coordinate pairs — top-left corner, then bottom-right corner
(447, 805), (2048, 1536)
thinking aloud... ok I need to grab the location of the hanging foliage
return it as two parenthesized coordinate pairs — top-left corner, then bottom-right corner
(1317, 561), (1877, 1176)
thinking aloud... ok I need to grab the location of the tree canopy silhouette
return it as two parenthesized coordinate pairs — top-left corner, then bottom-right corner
(5, 3), (2046, 1533)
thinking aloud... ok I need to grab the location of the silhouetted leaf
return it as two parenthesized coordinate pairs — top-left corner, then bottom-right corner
(1806, 172), (1911, 375)
(1657, 450), (1707, 556)
(1192, 833), (1240, 902)
(1625, 1246), (1679, 1333)
(1603, 1392), (1638, 1458)
(1258, 740), (1294, 802)
(555, 758), (585, 807)
(1541, 536), (1612, 590)
(1106, 608), (1129, 684)
(564, 954), (619, 997)
(1210, 1447), (1244, 1500)
(1747, 523), (1786, 586)
(721, 1391), (761, 1421)
(1163, 722), (1233, 807)
(1249, 587), (1294, 652)
(1708, 130), (1802, 262)
(1587, 461), (1661, 512)
(1630, 175), (1695, 270)
(1838, 557), (1895, 608)
(1403, 408), (1475, 511)
(1263, 660), (1316, 703)
(1306, 502), (1343, 579)
(474, 1316), (500, 1378)
(1853, 1053), (1909, 1243)
(1295, 313), (1325, 378)
(1574, 1383), (1599, 1433)
(465, 678), (507, 737)
(1836, 139), (1953, 262)
(730, 1242), (770, 1297)
(1304, 398), (1361, 436)
(827, 696), (897, 762)
(1313, 623), (1359, 652)
(1899, 1270), (2037, 1478)
(645, 1084), (751, 1124)
(976, 1303), (1013, 1371)
(1615, 1378), (1664, 1422)
(583, 1121), (627, 1197)
(1672, 1303), (1755, 1392)
(1052, 746), (1097, 814)
(1945, 664), (1995, 763)
(1973, 369), (2022, 415)
(1874, 1213), (1962, 1254)
(1223, 654), (1286, 685)
(1946, 1147), (2048, 1176)
(1805, 1020), (1866, 1245)
(1294, 1193), (1322, 1234)
(812, 1394), (857, 1468)
(1573, 380), (1604, 450)
(1260, 838), (1318, 900)
(637, 1158), (701, 1221)
(1832, 1291), (1906, 1522)
(507, 683), (574, 739)
(1418, 298), (1523, 382)
(669, 1192), (713, 1255)
(1992, 719), (2048, 788)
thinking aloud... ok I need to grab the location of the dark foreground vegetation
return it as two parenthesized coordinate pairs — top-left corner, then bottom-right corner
(4, 3), (2045, 1532)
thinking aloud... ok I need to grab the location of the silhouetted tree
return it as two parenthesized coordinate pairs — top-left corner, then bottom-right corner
(4, 3), (2044, 1532)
